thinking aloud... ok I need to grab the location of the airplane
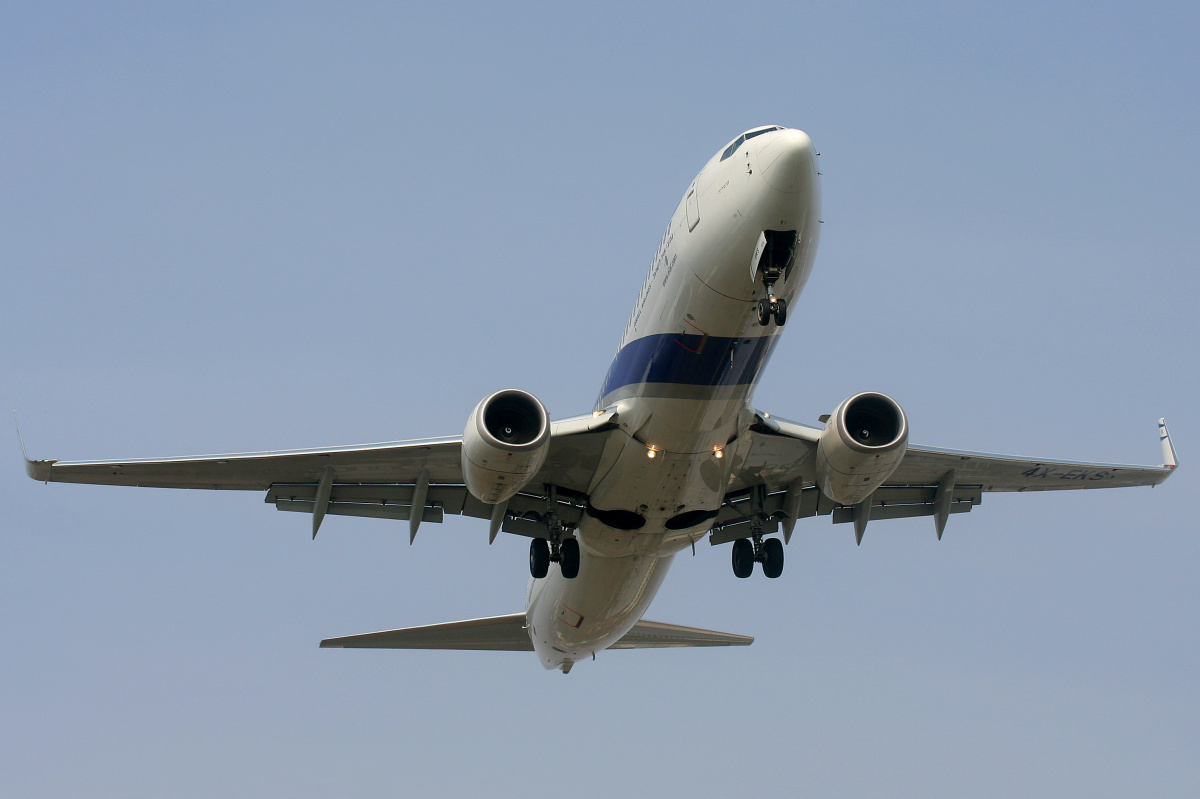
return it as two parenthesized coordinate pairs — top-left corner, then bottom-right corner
(24, 125), (1178, 673)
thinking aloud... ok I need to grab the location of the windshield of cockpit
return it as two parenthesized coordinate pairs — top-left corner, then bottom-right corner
(720, 126), (783, 161)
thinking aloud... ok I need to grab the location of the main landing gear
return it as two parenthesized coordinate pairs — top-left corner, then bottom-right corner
(731, 535), (784, 578)
(730, 484), (784, 578)
(529, 537), (579, 579)
(529, 484), (580, 579)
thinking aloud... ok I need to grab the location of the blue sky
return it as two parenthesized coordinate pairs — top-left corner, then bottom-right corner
(3, 2), (1198, 796)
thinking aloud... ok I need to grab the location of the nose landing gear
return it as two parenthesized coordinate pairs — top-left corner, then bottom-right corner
(757, 295), (787, 327)
(751, 230), (797, 327)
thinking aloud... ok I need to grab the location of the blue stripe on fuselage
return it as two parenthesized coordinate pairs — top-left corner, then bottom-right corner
(598, 333), (779, 400)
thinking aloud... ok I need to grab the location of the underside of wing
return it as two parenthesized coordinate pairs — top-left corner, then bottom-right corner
(731, 413), (1174, 494)
(885, 443), (1174, 492)
(24, 411), (621, 541)
(25, 436), (465, 490)
(24, 412), (616, 494)
(715, 413), (1176, 543)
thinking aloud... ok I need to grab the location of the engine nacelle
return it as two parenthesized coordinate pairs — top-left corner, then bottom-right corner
(461, 389), (551, 505)
(815, 391), (909, 506)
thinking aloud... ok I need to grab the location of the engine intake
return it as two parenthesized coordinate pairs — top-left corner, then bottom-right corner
(816, 391), (908, 506)
(462, 389), (551, 505)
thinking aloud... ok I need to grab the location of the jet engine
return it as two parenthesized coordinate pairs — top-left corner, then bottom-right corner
(815, 391), (908, 506)
(461, 389), (551, 504)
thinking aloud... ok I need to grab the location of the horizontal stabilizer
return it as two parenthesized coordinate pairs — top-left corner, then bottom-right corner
(610, 619), (753, 648)
(320, 613), (533, 651)
(320, 614), (753, 651)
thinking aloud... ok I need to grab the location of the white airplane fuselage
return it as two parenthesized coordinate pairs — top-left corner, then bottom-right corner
(525, 127), (822, 670)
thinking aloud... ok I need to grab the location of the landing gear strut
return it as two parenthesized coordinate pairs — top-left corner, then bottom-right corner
(529, 484), (581, 579)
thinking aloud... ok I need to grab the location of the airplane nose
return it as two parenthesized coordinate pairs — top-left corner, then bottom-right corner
(759, 128), (816, 193)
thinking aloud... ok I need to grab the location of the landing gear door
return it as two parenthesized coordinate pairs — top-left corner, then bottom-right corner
(749, 231), (768, 281)
(686, 182), (700, 231)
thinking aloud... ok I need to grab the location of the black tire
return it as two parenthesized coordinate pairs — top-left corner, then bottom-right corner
(757, 298), (773, 326)
(732, 538), (755, 578)
(773, 297), (787, 326)
(559, 537), (580, 579)
(530, 538), (550, 579)
(762, 537), (785, 579)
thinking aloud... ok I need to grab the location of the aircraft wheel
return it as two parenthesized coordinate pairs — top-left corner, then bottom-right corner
(762, 537), (785, 579)
(732, 538), (755, 578)
(757, 299), (773, 326)
(559, 537), (580, 579)
(530, 538), (550, 579)
(773, 298), (787, 326)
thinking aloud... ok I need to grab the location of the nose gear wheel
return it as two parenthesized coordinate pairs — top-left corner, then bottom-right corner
(757, 296), (787, 327)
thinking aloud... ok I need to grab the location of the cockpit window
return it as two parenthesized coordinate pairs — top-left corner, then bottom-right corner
(720, 126), (783, 161)
(720, 136), (745, 162)
(744, 126), (780, 141)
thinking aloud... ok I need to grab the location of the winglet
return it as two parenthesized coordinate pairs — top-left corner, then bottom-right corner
(14, 411), (28, 461)
(1159, 418), (1177, 469)
(14, 412), (49, 481)
(15, 413), (58, 481)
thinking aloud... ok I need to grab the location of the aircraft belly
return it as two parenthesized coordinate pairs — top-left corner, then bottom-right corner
(583, 397), (733, 536)
(527, 550), (675, 669)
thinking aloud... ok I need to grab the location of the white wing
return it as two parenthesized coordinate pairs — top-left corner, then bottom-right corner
(24, 412), (618, 540)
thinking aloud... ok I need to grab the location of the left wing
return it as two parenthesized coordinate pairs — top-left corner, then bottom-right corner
(24, 411), (618, 539)
(716, 414), (1176, 543)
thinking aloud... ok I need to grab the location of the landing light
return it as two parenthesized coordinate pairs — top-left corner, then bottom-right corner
(646, 447), (657, 459)
(713, 447), (724, 459)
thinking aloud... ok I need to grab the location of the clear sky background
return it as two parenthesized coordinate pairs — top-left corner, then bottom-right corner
(3, 2), (1198, 797)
